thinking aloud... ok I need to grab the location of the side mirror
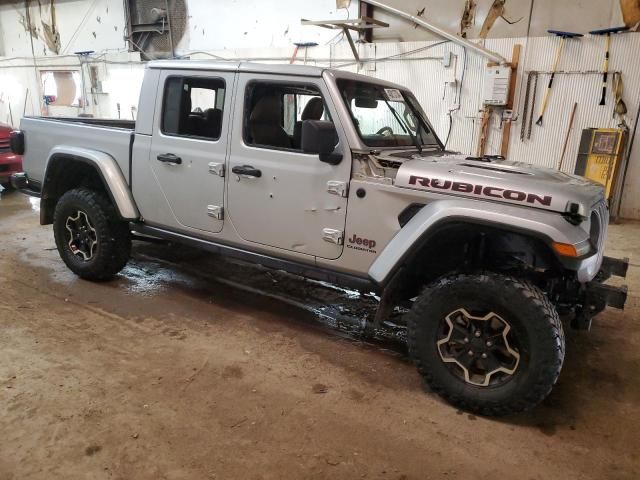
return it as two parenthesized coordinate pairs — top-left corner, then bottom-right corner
(301, 120), (342, 165)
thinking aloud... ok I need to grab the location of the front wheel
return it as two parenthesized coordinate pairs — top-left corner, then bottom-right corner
(406, 273), (564, 416)
(53, 187), (131, 281)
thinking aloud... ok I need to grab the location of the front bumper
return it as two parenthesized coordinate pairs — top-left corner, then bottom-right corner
(0, 153), (22, 182)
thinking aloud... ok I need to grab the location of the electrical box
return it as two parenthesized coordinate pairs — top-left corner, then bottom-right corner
(482, 66), (511, 106)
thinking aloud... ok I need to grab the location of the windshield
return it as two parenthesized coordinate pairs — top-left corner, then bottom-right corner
(337, 79), (440, 149)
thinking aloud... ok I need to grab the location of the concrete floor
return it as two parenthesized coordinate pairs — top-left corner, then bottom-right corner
(0, 190), (639, 480)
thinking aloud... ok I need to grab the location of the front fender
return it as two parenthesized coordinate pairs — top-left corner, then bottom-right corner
(368, 199), (590, 285)
(44, 146), (139, 220)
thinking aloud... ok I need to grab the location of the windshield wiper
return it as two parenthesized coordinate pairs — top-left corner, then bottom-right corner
(381, 97), (422, 154)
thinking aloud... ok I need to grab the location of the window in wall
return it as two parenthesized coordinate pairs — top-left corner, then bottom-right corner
(245, 82), (330, 150)
(41, 70), (82, 106)
(162, 76), (226, 140)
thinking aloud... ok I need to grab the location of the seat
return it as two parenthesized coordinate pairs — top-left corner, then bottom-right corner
(249, 95), (291, 148)
(179, 95), (194, 135)
(201, 108), (223, 138)
(293, 97), (324, 148)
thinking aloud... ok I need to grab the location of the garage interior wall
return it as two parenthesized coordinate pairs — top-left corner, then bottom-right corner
(0, 0), (638, 218)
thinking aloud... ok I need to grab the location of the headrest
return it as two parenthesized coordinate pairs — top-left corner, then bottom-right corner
(301, 97), (324, 120)
(204, 108), (222, 121)
(250, 95), (280, 123)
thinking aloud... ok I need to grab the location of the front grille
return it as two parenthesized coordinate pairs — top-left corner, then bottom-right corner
(591, 200), (609, 271)
(0, 139), (9, 153)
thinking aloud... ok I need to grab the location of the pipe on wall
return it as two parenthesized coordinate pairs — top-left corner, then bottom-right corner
(363, 0), (508, 64)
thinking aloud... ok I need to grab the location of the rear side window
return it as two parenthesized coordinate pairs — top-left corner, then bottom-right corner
(162, 76), (226, 140)
(244, 82), (330, 151)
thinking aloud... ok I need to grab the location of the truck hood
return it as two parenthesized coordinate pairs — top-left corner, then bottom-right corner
(388, 150), (605, 215)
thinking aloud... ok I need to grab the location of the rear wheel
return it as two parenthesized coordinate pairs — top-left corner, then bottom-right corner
(53, 188), (131, 281)
(406, 272), (564, 416)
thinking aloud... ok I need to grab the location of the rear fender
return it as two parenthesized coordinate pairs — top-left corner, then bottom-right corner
(41, 146), (139, 224)
(368, 199), (589, 285)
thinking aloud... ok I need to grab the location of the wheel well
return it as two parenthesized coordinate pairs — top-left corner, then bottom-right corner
(396, 222), (563, 298)
(40, 156), (110, 225)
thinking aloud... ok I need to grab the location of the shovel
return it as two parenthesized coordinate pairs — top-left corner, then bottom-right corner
(536, 30), (582, 126)
(589, 26), (629, 106)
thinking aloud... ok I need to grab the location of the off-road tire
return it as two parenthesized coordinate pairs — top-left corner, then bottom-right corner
(53, 188), (131, 281)
(406, 272), (564, 416)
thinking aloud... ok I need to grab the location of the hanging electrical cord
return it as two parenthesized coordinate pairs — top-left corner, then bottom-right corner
(324, 29), (345, 46)
(61, 0), (100, 54)
(332, 39), (451, 69)
(445, 45), (467, 149)
(342, 0), (352, 19)
(513, 0), (535, 120)
(175, 51), (229, 60)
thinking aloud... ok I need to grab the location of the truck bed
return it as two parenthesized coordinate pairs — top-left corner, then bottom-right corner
(38, 117), (136, 130)
(20, 116), (135, 187)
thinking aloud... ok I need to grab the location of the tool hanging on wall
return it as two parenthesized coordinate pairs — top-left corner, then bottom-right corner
(527, 72), (538, 139)
(520, 71), (538, 140)
(535, 30), (583, 126)
(23, 89), (30, 117)
(289, 42), (318, 64)
(589, 26), (629, 106)
(520, 72), (533, 140)
(8, 98), (13, 126)
(558, 102), (578, 171)
(612, 72), (628, 123)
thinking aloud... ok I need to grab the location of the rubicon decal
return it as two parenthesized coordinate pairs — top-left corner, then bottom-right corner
(407, 175), (552, 206)
(347, 234), (377, 253)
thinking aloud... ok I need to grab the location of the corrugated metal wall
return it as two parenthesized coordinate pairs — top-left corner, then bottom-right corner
(2, 28), (638, 217)
(264, 33), (640, 219)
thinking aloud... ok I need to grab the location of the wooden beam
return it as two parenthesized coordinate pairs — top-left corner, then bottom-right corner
(359, 1), (374, 42)
(500, 43), (522, 157)
(477, 106), (493, 157)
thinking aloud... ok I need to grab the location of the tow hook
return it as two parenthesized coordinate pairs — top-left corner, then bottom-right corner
(572, 256), (629, 330)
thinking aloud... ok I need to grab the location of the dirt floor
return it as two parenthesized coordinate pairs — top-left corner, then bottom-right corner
(0, 190), (639, 480)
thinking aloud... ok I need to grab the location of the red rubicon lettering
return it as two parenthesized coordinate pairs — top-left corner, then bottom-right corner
(526, 193), (552, 206)
(408, 175), (430, 187)
(430, 179), (452, 189)
(482, 186), (503, 198)
(405, 174), (553, 206)
(452, 182), (473, 193)
(503, 190), (527, 201)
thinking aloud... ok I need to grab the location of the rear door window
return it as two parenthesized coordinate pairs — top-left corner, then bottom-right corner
(162, 76), (226, 140)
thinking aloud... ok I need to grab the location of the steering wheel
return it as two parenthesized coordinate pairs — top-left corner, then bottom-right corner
(376, 126), (394, 136)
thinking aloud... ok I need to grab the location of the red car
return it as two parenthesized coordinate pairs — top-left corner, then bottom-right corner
(0, 122), (23, 188)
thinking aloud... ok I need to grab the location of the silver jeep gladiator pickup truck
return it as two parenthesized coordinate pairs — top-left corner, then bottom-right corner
(10, 60), (629, 415)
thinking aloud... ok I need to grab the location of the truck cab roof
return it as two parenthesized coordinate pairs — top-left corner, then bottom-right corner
(147, 59), (326, 77)
(145, 59), (407, 90)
